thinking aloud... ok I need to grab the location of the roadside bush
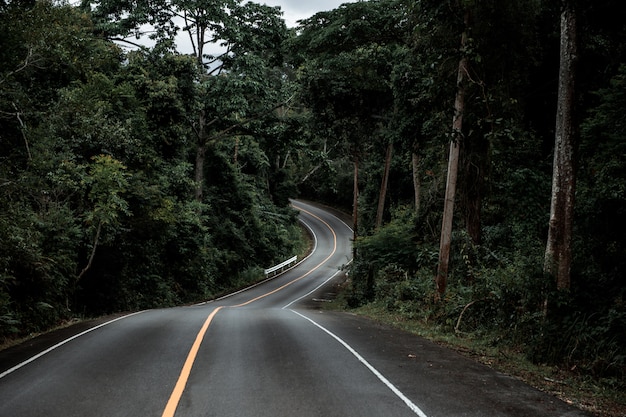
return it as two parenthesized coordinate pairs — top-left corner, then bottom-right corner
(528, 292), (626, 383)
(0, 204), (78, 335)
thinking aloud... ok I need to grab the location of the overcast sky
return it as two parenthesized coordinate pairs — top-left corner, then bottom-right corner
(261, 0), (356, 27)
(169, 0), (357, 55)
(121, 1), (358, 54)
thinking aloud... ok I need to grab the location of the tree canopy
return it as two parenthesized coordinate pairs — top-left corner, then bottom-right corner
(1, 0), (625, 399)
(291, 0), (626, 388)
(0, 0), (302, 333)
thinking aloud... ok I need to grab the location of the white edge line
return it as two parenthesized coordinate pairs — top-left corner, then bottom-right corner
(201, 201), (348, 306)
(197, 216), (319, 305)
(289, 309), (429, 417)
(282, 266), (348, 310)
(0, 311), (145, 380)
(292, 201), (354, 235)
(0, 204), (340, 377)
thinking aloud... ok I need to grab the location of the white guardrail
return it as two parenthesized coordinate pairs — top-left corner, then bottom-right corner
(264, 255), (297, 277)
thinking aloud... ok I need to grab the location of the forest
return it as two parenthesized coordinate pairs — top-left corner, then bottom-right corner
(1, 0), (625, 405)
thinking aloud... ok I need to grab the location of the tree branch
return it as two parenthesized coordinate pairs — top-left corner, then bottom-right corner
(76, 221), (102, 282)
(110, 37), (150, 50)
(205, 98), (293, 144)
(12, 103), (32, 161)
(1, 48), (44, 85)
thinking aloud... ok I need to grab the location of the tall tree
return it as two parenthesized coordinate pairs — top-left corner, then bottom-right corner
(436, 7), (470, 296)
(175, 0), (287, 200)
(83, 0), (288, 201)
(544, 0), (578, 290)
(375, 141), (393, 229)
(292, 0), (408, 234)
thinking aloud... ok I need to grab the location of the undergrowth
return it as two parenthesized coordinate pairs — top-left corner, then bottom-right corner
(334, 277), (626, 417)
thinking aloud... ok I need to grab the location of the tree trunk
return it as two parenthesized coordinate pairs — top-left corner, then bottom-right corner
(13, 103), (32, 161)
(462, 146), (486, 245)
(233, 137), (240, 165)
(436, 10), (470, 296)
(194, 110), (208, 201)
(194, 143), (206, 201)
(376, 142), (393, 229)
(352, 156), (359, 255)
(353, 157), (359, 233)
(412, 142), (421, 214)
(437, 140), (461, 295)
(544, 1), (578, 291)
(76, 221), (102, 282)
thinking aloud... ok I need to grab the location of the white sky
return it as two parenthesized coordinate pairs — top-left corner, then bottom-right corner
(172, 0), (357, 56)
(122, 1), (357, 55)
(261, 0), (357, 27)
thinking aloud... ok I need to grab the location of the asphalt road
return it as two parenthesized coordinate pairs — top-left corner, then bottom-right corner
(0, 200), (591, 417)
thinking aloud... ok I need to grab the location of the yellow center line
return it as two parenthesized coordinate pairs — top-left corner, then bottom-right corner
(161, 205), (337, 417)
(232, 208), (337, 308)
(161, 306), (223, 417)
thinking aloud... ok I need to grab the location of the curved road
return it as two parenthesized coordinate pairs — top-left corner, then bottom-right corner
(0, 201), (590, 417)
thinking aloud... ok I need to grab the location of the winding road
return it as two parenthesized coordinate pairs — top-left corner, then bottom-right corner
(0, 201), (591, 417)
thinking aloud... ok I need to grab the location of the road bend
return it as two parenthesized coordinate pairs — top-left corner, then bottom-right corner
(0, 200), (590, 417)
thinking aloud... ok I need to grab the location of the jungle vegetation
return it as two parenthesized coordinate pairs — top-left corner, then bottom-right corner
(1, 0), (624, 399)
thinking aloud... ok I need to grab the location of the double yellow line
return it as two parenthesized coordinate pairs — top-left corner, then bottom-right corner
(161, 205), (337, 417)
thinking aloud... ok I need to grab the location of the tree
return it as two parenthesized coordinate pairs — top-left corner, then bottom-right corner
(436, 7), (470, 296)
(375, 141), (393, 229)
(0, 0), (304, 336)
(544, 0), (578, 291)
(175, 0), (287, 201)
(82, 0), (289, 201)
(77, 155), (130, 282)
(293, 1), (408, 234)
(0, 0), (130, 327)
(411, 0), (544, 294)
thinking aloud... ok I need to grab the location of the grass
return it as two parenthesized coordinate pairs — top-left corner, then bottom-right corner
(327, 293), (625, 417)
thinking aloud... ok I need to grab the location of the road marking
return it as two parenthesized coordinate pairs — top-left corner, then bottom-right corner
(290, 310), (429, 417)
(0, 311), (145, 380)
(281, 268), (345, 309)
(193, 211), (320, 307)
(282, 204), (353, 308)
(162, 204), (343, 415)
(162, 306), (223, 417)
(3, 201), (354, 416)
(298, 216), (319, 258)
(231, 207), (337, 308)
(291, 201), (354, 235)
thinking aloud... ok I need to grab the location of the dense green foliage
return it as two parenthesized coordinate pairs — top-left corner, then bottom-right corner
(1, 0), (624, 395)
(292, 0), (626, 388)
(0, 0), (303, 336)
